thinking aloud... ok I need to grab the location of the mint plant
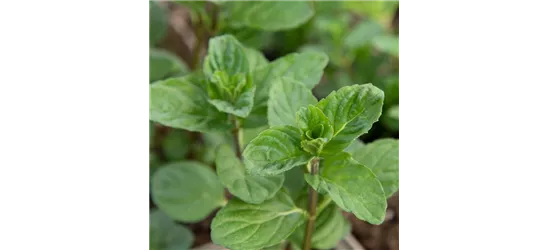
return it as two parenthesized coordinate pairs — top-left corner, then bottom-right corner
(149, 1), (398, 250)
(150, 34), (398, 250)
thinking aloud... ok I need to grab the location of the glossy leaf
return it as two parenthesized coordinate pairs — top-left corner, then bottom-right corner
(216, 144), (284, 204)
(244, 126), (313, 176)
(348, 138), (399, 198)
(152, 161), (225, 222)
(150, 48), (189, 83)
(204, 35), (249, 77)
(244, 51), (329, 128)
(305, 152), (387, 224)
(211, 191), (307, 249)
(150, 209), (194, 250)
(149, 75), (231, 133)
(224, 1), (314, 31)
(316, 84), (384, 154)
(268, 78), (317, 127)
(161, 129), (189, 161)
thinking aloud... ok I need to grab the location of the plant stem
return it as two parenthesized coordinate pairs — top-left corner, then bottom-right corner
(303, 157), (320, 250)
(231, 115), (243, 159)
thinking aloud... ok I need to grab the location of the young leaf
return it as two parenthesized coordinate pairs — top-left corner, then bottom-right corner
(161, 129), (190, 161)
(149, 48), (189, 83)
(245, 47), (269, 71)
(305, 152), (387, 224)
(244, 126), (313, 176)
(216, 144), (284, 204)
(203, 35), (249, 77)
(150, 209), (194, 250)
(211, 190), (307, 250)
(316, 84), (384, 154)
(296, 105), (333, 140)
(224, 1), (314, 31)
(244, 51), (329, 128)
(268, 78), (317, 127)
(149, 75), (231, 133)
(290, 204), (351, 249)
(348, 139), (399, 198)
(152, 161), (225, 222)
(207, 71), (256, 118)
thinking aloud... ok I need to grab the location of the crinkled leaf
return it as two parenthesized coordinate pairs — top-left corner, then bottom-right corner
(150, 1), (168, 46)
(268, 78), (317, 127)
(150, 209), (194, 250)
(204, 35), (249, 77)
(207, 71), (255, 118)
(211, 190), (307, 249)
(244, 126), (313, 176)
(344, 20), (384, 49)
(316, 84), (384, 154)
(161, 129), (190, 161)
(152, 161), (225, 222)
(150, 48), (189, 83)
(305, 152), (387, 224)
(245, 47), (269, 71)
(348, 139), (399, 198)
(216, 144), (284, 204)
(244, 51), (329, 128)
(290, 204), (351, 249)
(296, 105), (333, 141)
(149, 75), (231, 133)
(224, 1), (314, 31)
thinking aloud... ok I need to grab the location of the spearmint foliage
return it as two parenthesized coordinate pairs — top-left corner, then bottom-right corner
(149, 1), (398, 250)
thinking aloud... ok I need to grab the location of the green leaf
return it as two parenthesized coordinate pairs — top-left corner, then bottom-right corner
(344, 20), (384, 49)
(150, 49), (189, 83)
(242, 125), (268, 146)
(161, 129), (190, 161)
(207, 71), (256, 118)
(373, 35), (399, 57)
(244, 126), (313, 176)
(244, 51), (329, 128)
(296, 105), (333, 140)
(268, 78), (317, 127)
(150, 1), (168, 46)
(204, 35), (249, 77)
(150, 121), (156, 147)
(316, 84), (384, 154)
(152, 161), (225, 222)
(348, 139), (399, 198)
(150, 152), (160, 183)
(149, 75), (231, 133)
(150, 209), (194, 250)
(290, 204), (351, 249)
(245, 47), (269, 71)
(305, 152), (387, 224)
(196, 132), (232, 165)
(382, 105), (399, 131)
(224, 1), (314, 31)
(216, 144), (284, 204)
(211, 190), (307, 249)
(283, 166), (306, 199)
